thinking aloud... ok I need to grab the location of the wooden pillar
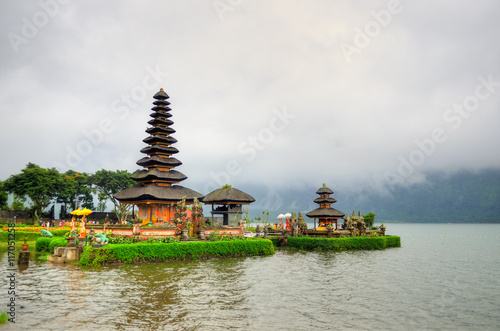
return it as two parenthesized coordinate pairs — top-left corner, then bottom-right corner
(149, 204), (153, 224)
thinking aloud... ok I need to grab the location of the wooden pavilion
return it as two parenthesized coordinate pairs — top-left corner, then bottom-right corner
(201, 185), (255, 226)
(306, 183), (345, 230)
(114, 89), (203, 224)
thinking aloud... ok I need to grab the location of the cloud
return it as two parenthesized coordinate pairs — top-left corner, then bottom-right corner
(0, 0), (499, 197)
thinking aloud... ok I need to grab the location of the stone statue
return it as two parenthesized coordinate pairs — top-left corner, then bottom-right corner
(298, 212), (307, 234)
(263, 225), (269, 239)
(290, 212), (299, 237)
(40, 229), (53, 238)
(95, 233), (108, 244)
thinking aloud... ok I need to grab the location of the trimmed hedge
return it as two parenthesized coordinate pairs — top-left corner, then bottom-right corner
(49, 237), (68, 252)
(36, 237), (69, 253)
(0, 230), (68, 242)
(35, 237), (52, 252)
(287, 236), (401, 251)
(80, 239), (275, 266)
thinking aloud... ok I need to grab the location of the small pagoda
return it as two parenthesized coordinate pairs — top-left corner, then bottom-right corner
(306, 183), (345, 230)
(114, 89), (203, 224)
(202, 185), (255, 226)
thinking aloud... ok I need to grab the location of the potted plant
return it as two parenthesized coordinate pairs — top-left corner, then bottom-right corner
(21, 236), (29, 251)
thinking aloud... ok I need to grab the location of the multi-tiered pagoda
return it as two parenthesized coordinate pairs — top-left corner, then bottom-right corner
(114, 89), (203, 223)
(306, 183), (345, 230)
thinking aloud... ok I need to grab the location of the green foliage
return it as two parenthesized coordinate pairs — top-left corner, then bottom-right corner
(57, 170), (94, 211)
(80, 240), (275, 266)
(0, 230), (67, 242)
(10, 197), (25, 211)
(0, 311), (7, 324)
(0, 182), (8, 210)
(91, 169), (135, 223)
(2, 163), (66, 220)
(48, 237), (68, 252)
(35, 237), (53, 252)
(287, 236), (401, 251)
(363, 212), (376, 228)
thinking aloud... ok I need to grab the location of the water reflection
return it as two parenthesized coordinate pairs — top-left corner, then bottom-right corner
(1, 224), (499, 330)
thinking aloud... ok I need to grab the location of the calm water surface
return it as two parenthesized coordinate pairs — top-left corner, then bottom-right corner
(1, 224), (499, 330)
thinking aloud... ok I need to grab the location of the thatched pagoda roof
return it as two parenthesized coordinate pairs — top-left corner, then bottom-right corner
(316, 185), (333, 195)
(143, 135), (178, 145)
(314, 197), (337, 204)
(140, 145), (179, 155)
(202, 185), (255, 205)
(306, 208), (345, 218)
(154, 89), (169, 99)
(150, 111), (172, 118)
(148, 118), (173, 126)
(131, 168), (187, 182)
(114, 183), (203, 203)
(146, 126), (176, 135)
(136, 156), (182, 168)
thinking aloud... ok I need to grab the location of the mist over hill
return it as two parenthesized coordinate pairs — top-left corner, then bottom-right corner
(246, 169), (500, 223)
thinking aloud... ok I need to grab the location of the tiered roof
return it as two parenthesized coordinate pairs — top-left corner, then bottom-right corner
(114, 89), (203, 203)
(202, 185), (256, 205)
(306, 183), (345, 218)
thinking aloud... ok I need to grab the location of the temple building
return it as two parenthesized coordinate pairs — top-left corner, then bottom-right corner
(114, 89), (203, 223)
(202, 185), (255, 226)
(306, 183), (345, 229)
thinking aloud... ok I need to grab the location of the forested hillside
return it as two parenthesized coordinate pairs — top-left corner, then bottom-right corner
(353, 170), (500, 223)
(249, 169), (500, 223)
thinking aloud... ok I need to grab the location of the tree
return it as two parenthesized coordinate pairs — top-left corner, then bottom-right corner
(91, 169), (135, 224)
(363, 212), (376, 228)
(10, 197), (25, 211)
(3, 163), (65, 221)
(56, 170), (94, 212)
(0, 181), (8, 210)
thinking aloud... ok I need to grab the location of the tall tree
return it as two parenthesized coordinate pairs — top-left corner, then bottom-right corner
(91, 169), (135, 223)
(56, 170), (94, 211)
(0, 181), (9, 210)
(3, 163), (65, 221)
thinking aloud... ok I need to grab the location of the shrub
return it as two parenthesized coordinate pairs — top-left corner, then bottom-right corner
(287, 236), (401, 251)
(80, 239), (275, 266)
(35, 237), (53, 252)
(0, 311), (7, 324)
(48, 237), (68, 253)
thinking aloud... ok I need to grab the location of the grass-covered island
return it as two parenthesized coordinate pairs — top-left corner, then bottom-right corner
(80, 239), (276, 266)
(281, 235), (401, 251)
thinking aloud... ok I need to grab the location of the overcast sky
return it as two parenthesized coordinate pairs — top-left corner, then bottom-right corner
(1, 0), (499, 200)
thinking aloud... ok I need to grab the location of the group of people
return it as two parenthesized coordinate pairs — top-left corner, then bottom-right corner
(40, 220), (64, 228)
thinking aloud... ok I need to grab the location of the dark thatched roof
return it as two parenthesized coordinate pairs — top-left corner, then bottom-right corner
(131, 169), (187, 182)
(150, 111), (172, 119)
(146, 126), (176, 135)
(148, 118), (173, 126)
(314, 197), (337, 204)
(140, 145), (179, 155)
(151, 105), (171, 111)
(153, 89), (169, 99)
(316, 185), (333, 195)
(136, 156), (182, 168)
(201, 185), (255, 205)
(143, 135), (177, 145)
(114, 183), (203, 203)
(306, 208), (345, 218)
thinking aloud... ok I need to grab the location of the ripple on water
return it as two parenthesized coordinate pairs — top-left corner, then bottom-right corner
(1, 224), (500, 330)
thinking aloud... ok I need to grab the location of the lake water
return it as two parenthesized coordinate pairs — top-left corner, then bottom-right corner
(1, 224), (500, 330)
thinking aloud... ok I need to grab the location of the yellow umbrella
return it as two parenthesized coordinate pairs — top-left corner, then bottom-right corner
(71, 209), (83, 216)
(81, 207), (93, 216)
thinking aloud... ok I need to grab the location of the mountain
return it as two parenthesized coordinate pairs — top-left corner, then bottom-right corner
(246, 169), (500, 223)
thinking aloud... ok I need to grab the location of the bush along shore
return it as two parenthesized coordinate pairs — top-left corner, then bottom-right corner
(80, 239), (276, 266)
(0, 229), (67, 242)
(282, 236), (401, 251)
